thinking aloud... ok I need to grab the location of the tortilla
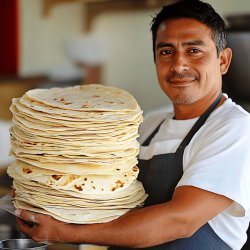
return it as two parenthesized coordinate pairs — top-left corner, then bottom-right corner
(8, 160), (140, 195)
(8, 84), (147, 224)
(25, 84), (139, 111)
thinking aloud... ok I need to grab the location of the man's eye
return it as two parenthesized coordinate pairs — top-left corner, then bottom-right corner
(189, 48), (202, 53)
(160, 49), (172, 55)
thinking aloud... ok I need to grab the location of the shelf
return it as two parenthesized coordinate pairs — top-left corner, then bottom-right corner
(42, 0), (78, 17)
(42, 0), (174, 31)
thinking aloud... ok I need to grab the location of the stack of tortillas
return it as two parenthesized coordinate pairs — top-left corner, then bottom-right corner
(7, 84), (147, 224)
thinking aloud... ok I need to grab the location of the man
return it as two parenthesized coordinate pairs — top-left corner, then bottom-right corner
(15, 0), (250, 249)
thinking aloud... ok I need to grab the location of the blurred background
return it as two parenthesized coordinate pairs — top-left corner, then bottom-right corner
(0, 0), (250, 248)
(1, 0), (249, 166)
(0, 0), (250, 118)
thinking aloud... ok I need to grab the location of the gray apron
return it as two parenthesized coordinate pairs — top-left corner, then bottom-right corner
(110, 94), (232, 250)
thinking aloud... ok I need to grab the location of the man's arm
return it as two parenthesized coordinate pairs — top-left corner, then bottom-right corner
(16, 186), (232, 248)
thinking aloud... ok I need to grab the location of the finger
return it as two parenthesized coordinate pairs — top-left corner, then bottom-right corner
(11, 189), (16, 198)
(16, 217), (36, 237)
(16, 217), (34, 229)
(15, 209), (39, 224)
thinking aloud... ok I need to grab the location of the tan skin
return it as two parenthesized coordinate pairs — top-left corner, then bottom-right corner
(155, 18), (232, 119)
(16, 18), (233, 247)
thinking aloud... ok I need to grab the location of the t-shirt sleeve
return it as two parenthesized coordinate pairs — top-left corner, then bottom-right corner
(177, 114), (250, 217)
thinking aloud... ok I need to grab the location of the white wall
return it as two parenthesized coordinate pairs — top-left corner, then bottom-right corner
(18, 0), (250, 113)
(206, 0), (250, 17)
(19, 0), (84, 76)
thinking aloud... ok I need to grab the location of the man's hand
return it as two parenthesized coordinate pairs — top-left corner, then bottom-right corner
(15, 209), (73, 243)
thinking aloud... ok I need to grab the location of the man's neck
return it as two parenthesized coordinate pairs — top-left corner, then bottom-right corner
(173, 95), (226, 120)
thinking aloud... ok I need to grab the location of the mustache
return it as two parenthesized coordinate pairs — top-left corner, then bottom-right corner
(167, 72), (199, 81)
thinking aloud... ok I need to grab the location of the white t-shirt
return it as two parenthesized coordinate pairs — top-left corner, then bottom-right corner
(138, 97), (250, 250)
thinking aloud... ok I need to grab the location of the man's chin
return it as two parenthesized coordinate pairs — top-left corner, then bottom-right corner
(171, 94), (198, 105)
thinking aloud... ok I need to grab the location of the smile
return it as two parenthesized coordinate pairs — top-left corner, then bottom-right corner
(168, 79), (196, 86)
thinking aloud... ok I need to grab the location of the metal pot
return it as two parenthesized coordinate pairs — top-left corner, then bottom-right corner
(0, 239), (47, 250)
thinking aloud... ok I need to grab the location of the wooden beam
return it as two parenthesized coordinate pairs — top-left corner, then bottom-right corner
(42, 0), (77, 17)
(42, 0), (175, 30)
(84, 0), (174, 31)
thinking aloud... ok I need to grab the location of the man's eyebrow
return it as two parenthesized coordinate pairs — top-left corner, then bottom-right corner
(156, 42), (174, 50)
(182, 40), (206, 46)
(156, 40), (207, 50)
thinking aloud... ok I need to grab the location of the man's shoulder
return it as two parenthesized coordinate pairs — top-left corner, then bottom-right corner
(202, 97), (250, 139)
(211, 97), (250, 123)
(144, 106), (172, 120)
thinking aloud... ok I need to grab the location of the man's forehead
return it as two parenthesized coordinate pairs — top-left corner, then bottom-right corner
(156, 18), (213, 40)
(158, 18), (211, 32)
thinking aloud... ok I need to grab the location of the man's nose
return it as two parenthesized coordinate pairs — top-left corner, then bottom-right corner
(170, 53), (189, 73)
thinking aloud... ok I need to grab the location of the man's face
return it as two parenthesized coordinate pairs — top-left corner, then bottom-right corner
(155, 18), (230, 105)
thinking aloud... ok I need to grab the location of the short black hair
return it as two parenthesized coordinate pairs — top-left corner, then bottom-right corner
(151, 0), (227, 59)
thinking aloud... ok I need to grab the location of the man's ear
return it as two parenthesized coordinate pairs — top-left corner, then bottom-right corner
(219, 48), (232, 75)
